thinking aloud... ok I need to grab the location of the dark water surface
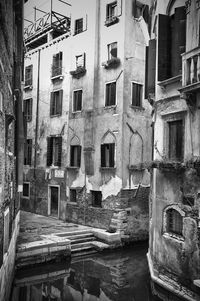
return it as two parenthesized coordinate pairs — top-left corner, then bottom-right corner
(11, 243), (184, 301)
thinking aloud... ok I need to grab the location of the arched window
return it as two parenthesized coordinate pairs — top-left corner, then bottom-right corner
(166, 208), (183, 236)
(70, 136), (81, 167)
(101, 131), (116, 168)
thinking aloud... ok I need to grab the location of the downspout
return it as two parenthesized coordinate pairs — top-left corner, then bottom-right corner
(34, 49), (41, 205)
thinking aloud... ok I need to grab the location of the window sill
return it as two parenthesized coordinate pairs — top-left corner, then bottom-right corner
(72, 110), (82, 114)
(91, 205), (102, 208)
(22, 196), (30, 199)
(163, 232), (184, 242)
(50, 114), (62, 118)
(67, 201), (78, 206)
(99, 167), (116, 172)
(104, 105), (117, 109)
(130, 105), (144, 111)
(158, 74), (182, 87)
(73, 30), (83, 36)
(66, 166), (80, 171)
(24, 85), (33, 91)
(51, 74), (64, 81)
(104, 16), (119, 27)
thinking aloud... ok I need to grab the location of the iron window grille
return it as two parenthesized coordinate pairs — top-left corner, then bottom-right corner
(47, 136), (62, 167)
(25, 65), (33, 86)
(70, 145), (81, 167)
(50, 90), (63, 116)
(132, 83), (142, 107)
(167, 208), (183, 236)
(24, 139), (32, 166)
(73, 90), (82, 112)
(24, 98), (32, 122)
(74, 18), (83, 35)
(52, 52), (63, 77)
(101, 143), (115, 167)
(105, 82), (116, 106)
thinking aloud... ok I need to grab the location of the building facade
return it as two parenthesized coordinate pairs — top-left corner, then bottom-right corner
(147, 0), (200, 299)
(22, 0), (152, 240)
(0, 0), (24, 300)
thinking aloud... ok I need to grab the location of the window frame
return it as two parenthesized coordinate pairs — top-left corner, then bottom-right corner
(91, 190), (102, 208)
(46, 136), (62, 167)
(70, 145), (82, 167)
(52, 52), (63, 77)
(73, 89), (83, 112)
(22, 182), (30, 199)
(76, 53), (85, 69)
(24, 138), (32, 166)
(69, 188), (77, 203)
(101, 142), (115, 168)
(50, 89), (63, 117)
(107, 42), (118, 60)
(24, 98), (32, 122)
(106, 1), (117, 20)
(25, 65), (33, 87)
(131, 81), (143, 108)
(163, 205), (185, 241)
(105, 81), (117, 107)
(74, 18), (83, 35)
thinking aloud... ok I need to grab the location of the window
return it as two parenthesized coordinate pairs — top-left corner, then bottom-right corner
(101, 143), (115, 167)
(3, 208), (10, 255)
(47, 136), (62, 167)
(25, 65), (33, 86)
(50, 90), (63, 116)
(131, 83), (142, 107)
(76, 53), (85, 69)
(106, 1), (117, 20)
(105, 82), (116, 106)
(91, 191), (102, 208)
(168, 120), (183, 160)
(74, 18), (83, 35)
(23, 182), (30, 198)
(52, 52), (62, 77)
(70, 145), (81, 167)
(73, 90), (82, 112)
(166, 208), (183, 236)
(24, 98), (32, 122)
(70, 189), (77, 203)
(108, 42), (117, 60)
(24, 139), (32, 166)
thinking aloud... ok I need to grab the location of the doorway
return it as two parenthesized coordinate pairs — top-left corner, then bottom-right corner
(48, 185), (60, 218)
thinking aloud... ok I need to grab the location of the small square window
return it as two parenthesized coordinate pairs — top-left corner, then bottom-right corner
(108, 42), (117, 60)
(52, 52), (62, 77)
(101, 143), (115, 167)
(23, 182), (30, 198)
(105, 82), (116, 106)
(25, 65), (33, 86)
(24, 98), (32, 122)
(70, 189), (77, 203)
(24, 139), (32, 166)
(50, 90), (63, 116)
(106, 1), (117, 20)
(131, 82), (142, 107)
(70, 145), (81, 167)
(91, 190), (102, 208)
(75, 18), (83, 35)
(73, 90), (82, 112)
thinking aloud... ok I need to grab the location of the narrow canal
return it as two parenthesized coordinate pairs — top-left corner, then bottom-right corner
(11, 243), (184, 301)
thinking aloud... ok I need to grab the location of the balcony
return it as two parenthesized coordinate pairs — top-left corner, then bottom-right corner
(180, 47), (200, 94)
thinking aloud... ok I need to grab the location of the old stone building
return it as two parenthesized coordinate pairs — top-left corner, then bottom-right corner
(0, 0), (24, 300)
(22, 0), (152, 240)
(147, 0), (200, 300)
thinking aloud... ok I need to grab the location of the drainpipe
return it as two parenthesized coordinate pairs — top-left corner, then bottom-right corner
(34, 49), (40, 205)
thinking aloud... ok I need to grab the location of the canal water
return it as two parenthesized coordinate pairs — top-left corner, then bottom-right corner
(11, 243), (184, 301)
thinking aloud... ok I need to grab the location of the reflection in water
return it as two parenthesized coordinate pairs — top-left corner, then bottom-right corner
(11, 243), (182, 301)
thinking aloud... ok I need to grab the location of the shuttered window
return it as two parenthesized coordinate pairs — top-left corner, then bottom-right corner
(106, 1), (117, 20)
(74, 18), (83, 35)
(145, 39), (156, 98)
(24, 139), (32, 166)
(70, 145), (81, 167)
(168, 120), (183, 161)
(101, 143), (115, 167)
(105, 82), (116, 106)
(91, 190), (102, 208)
(50, 90), (63, 116)
(108, 42), (117, 60)
(25, 65), (33, 86)
(167, 209), (183, 236)
(132, 83), (142, 107)
(46, 136), (62, 167)
(52, 52), (62, 77)
(73, 90), (82, 112)
(24, 98), (32, 122)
